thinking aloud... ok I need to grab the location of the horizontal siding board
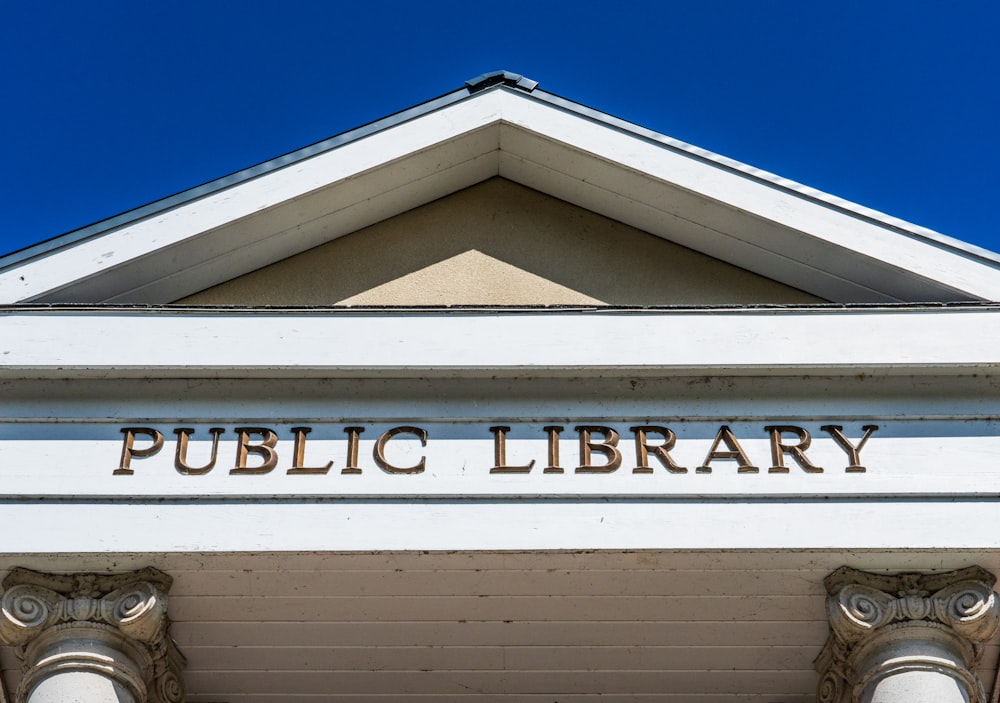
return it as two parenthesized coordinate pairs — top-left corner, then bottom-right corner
(183, 646), (506, 672)
(168, 595), (825, 622)
(4, 548), (999, 573)
(182, 670), (819, 695)
(179, 645), (818, 672)
(166, 569), (827, 598)
(502, 645), (819, 672)
(184, 696), (816, 703)
(171, 621), (832, 648)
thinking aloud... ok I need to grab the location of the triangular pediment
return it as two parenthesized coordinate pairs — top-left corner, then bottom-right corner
(2, 74), (998, 305)
(180, 179), (821, 306)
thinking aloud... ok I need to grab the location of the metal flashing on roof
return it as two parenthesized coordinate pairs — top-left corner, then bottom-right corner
(465, 70), (538, 93)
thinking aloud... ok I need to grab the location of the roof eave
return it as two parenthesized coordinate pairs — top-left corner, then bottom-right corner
(1, 76), (998, 305)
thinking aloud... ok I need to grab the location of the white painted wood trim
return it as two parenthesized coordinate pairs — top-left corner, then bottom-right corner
(1, 500), (998, 553)
(1, 308), (997, 378)
(0, 92), (507, 304)
(495, 94), (1000, 301)
(1, 90), (998, 304)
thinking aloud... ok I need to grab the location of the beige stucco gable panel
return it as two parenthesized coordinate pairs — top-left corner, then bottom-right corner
(180, 179), (822, 306)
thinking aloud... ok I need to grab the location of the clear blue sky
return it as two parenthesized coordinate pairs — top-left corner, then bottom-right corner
(2, 1), (998, 258)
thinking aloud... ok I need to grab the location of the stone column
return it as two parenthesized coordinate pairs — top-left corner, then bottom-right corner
(0, 567), (185, 703)
(816, 566), (1000, 703)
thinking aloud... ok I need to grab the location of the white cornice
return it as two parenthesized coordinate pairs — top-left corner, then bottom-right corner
(1, 307), (997, 379)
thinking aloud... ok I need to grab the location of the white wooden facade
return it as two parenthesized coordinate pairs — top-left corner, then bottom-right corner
(2, 72), (1000, 702)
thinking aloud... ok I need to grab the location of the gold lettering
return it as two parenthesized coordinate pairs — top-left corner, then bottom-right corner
(342, 426), (364, 474)
(821, 424), (878, 473)
(374, 426), (427, 474)
(489, 426), (535, 473)
(543, 425), (564, 474)
(697, 425), (758, 473)
(231, 427), (279, 475)
(764, 425), (823, 473)
(174, 427), (223, 475)
(287, 427), (333, 475)
(631, 425), (687, 474)
(575, 425), (622, 473)
(115, 427), (164, 475)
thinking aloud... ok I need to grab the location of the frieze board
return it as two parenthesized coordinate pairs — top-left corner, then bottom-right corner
(1, 419), (999, 499)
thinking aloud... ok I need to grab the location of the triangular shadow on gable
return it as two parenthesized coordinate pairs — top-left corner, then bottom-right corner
(179, 179), (824, 307)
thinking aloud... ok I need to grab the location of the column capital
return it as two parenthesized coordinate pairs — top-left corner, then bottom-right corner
(817, 565), (1000, 703)
(0, 567), (185, 703)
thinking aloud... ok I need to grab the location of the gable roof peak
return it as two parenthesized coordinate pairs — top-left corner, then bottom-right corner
(465, 70), (539, 93)
(2, 74), (999, 305)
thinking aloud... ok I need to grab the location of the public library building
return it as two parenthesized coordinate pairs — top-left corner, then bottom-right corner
(2, 71), (1000, 703)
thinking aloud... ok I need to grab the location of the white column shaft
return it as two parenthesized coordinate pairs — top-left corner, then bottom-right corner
(854, 633), (975, 703)
(27, 672), (137, 703)
(862, 672), (969, 703)
(18, 625), (148, 703)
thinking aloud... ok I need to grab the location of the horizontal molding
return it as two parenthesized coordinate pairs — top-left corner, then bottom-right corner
(2, 308), (999, 378)
(2, 501), (1000, 553)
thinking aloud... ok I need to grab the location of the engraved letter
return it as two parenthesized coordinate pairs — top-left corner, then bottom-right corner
(342, 426), (364, 474)
(231, 427), (279, 475)
(697, 425), (758, 474)
(543, 425), (565, 474)
(821, 424), (878, 473)
(631, 425), (687, 474)
(374, 426), (427, 474)
(575, 425), (622, 473)
(287, 427), (333, 475)
(174, 427), (224, 475)
(115, 427), (164, 475)
(765, 425), (823, 473)
(489, 426), (535, 474)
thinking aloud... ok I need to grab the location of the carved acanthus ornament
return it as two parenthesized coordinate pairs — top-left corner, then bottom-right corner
(816, 566), (1000, 703)
(0, 567), (185, 703)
